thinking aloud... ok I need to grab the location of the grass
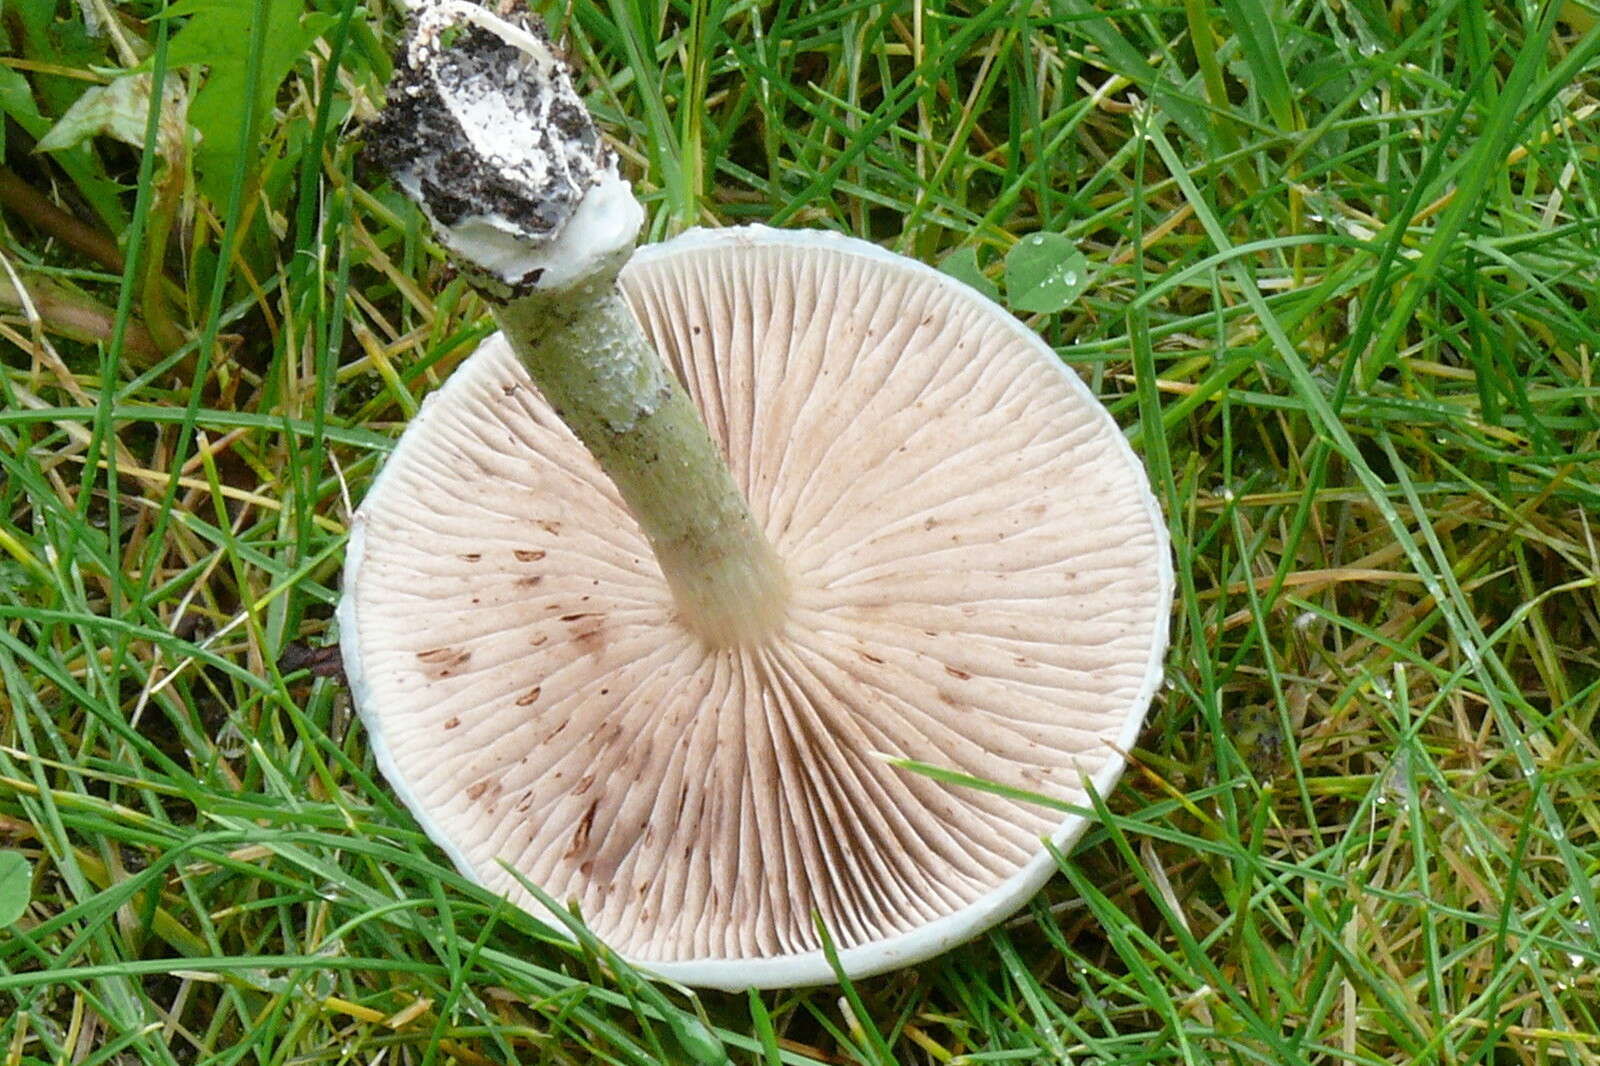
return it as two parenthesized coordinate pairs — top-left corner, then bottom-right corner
(2, 0), (1599, 1062)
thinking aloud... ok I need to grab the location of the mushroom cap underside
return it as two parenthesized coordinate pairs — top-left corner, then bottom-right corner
(339, 225), (1173, 989)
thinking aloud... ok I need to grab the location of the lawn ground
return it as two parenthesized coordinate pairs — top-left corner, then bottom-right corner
(1, 0), (1598, 1063)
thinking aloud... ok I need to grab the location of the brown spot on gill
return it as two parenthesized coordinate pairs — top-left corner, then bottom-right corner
(560, 613), (593, 623)
(443, 717), (461, 730)
(516, 575), (543, 588)
(416, 647), (472, 677)
(945, 666), (972, 680)
(458, 552), (482, 562)
(566, 799), (598, 857)
(515, 686), (542, 706)
(465, 778), (495, 801)
(859, 651), (885, 665)
(514, 549), (546, 562)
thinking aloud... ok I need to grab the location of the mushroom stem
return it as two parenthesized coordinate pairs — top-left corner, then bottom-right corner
(365, 0), (788, 646)
(494, 277), (789, 646)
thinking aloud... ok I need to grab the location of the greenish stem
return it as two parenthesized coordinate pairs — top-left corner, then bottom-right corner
(493, 273), (789, 648)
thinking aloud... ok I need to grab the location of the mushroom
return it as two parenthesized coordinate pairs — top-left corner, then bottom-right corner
(340, 0), (1172, 990)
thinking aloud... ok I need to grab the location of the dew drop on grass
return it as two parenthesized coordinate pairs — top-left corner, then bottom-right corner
(1004, 232), (1091, 314)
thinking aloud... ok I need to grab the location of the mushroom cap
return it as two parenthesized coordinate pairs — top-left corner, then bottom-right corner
(339, 225), (1172, 989)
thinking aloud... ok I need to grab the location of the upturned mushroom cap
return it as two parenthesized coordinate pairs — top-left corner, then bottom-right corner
(339, 225), (1172, 989)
